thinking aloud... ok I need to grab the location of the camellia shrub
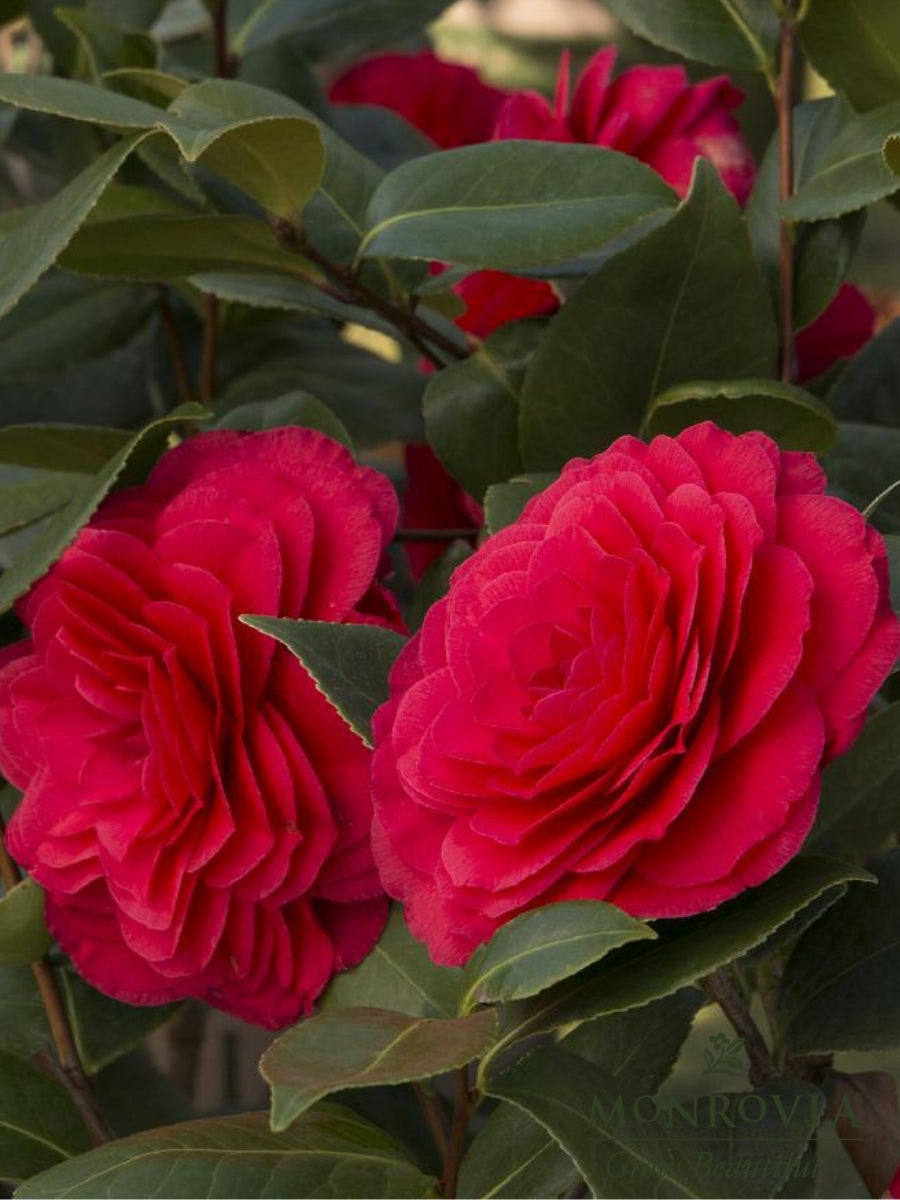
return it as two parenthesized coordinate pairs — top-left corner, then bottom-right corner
(1, 1), (900, 1198)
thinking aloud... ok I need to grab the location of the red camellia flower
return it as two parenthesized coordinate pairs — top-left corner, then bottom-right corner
(494, 47), (757, 204)
(373, 423), (899, 965)
(796, 283), (877, 383)
(329, 50), (509, 149)
(0, 429), (402, 1027)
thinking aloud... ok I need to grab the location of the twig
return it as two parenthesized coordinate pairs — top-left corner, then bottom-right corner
(211, 0), (234, 79)
(441, 1066), (472, 1199)
(157, 288), (196, 408)
(0, 814), (113, 1146)
(268, 217), (470, 365)
(200, 294), (218, 406)
(777, 5), (799, 382)
(413, 1082), (451, 1163)
(702, 966), (778, 1088)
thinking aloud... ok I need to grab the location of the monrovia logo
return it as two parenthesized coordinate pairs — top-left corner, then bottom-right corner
(702, 1032), (745, 1076)
(589, 1089), (859, 1135)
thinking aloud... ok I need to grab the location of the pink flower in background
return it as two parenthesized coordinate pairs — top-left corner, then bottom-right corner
(494, 47), (757, 204)
(329, 50), (509, 149)
(0, 429), (402, 1027)
(373, 423), (899, 965)
(796, 283), (877, 383)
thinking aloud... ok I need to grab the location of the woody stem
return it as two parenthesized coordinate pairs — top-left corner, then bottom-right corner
(703, 966), (778, 1088)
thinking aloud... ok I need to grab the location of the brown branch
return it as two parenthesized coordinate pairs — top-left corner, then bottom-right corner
(0, 814), (113, 1146)
(413, 1082), (451, 1164)
(200, 294), (219, 407)
(157, 288), (196, 408)
(440, 1066), (472, 1199)
(211, 0), (235, 78)
(777, 6), (799, 382)
(269, 218), (470, 365)
(703, 967), (778, 1089)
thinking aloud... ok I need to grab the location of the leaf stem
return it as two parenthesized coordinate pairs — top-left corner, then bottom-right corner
(441, 1066), (472, 1199)
(777, 4), (799, 382)
(157, 288), (196, 409)
(200, 294), (219, 406)
(268, 217), (470, 366)
(702, 966), (778, 1088)
(413, 1081), (451, 1163)
(0, 813), (113, 1146)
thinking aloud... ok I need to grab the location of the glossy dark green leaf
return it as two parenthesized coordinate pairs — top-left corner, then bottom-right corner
(828, 320), (900, 426)
(520, 161), (777, 470)
(0, 1051), (90, 1185)
(488, 1050), (822, 1199)
(215, 391), (353, 447)
(778, 851), (900, 1053)
(460, 901), (655, 1013)
(560, 988), (705, 1097)
(56, 7), (157, 81)
(822, 425), (900, 535)
(457, 1103), (580, 1200)
(801, 0), (900, 113)
(0, 131), (149, 322)
(0, 966), (51, 1061)
(0, 425), (130, 473)
(0, 476), (81, 537)
(60, 214), (302, 280)
(261, 1007), (498, 1131)
(424, 320), (544, 502)
(190, 271), (395, 335)
(0, 877), (51, 966)
(643, 378), (837, 451)
(407, 540), (473, 633)
(484, 473), (556, 535)
(60, 971), (178, 1076)
(360, 142), (677, 270)
(0, 274), (155, 381)
(602, 0), (778, 77)
(489, 858), (873, 1059)
(807, 705), (900, 857)
(232, 0), (456, 57)
(17, 1107), (436, 1198)
(0, 404), (208, 614)
(785, 103), (900, 222)
(320, 905), (463, 1019)
(240, 618), (406, 747)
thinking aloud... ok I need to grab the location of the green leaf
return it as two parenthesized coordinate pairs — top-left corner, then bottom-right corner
(520, 161), (777, 471)
(460, 901), (655, 1014)
(56, 7), (157, 81)
(407, 541), (473, 633)
(0, 476), (81, 538)
(785, 103), (900, 222)
(0, 274), (155, 382)
(0, 425), (130, 473)
(0, 131), (149, 322)
(320, 905), (463, 1019)
(0, 966), (51, 1061)
(602, 0), (777, 78)
(262, 1007), (498, 1132)
(778, 850), (900, 1054)
(888, 534), (900, 615)
(0, 73), (169, 129)
(0, 877), (51, 966)
(17, 1107), (437, 1198)
(0, 403), (209, 615)
(0, 1051), (90, 1184)
(643, 378), (837, 451)
(190, 271), (395, 335)
(488, 858), (873, 1059)
(423, 320), (543, 502)
(457, 1103), (580, 1200)
(560, 988), (705, 1097)
(60, 972), (178, 1076)
(823, 425), (900, 534)
(232, 0), (456, 57)
(214, 391), (353, 447)
(801, 0), (900, 113)
(359, 142), (677, 270)
(484, 474), (557, 535)
(807, 704), (900, 857)
(240, 618), (406, 747)
(828, 320), (900, 426)
(487, 1050), (822, 1199)
(60, 214), (302, 280)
